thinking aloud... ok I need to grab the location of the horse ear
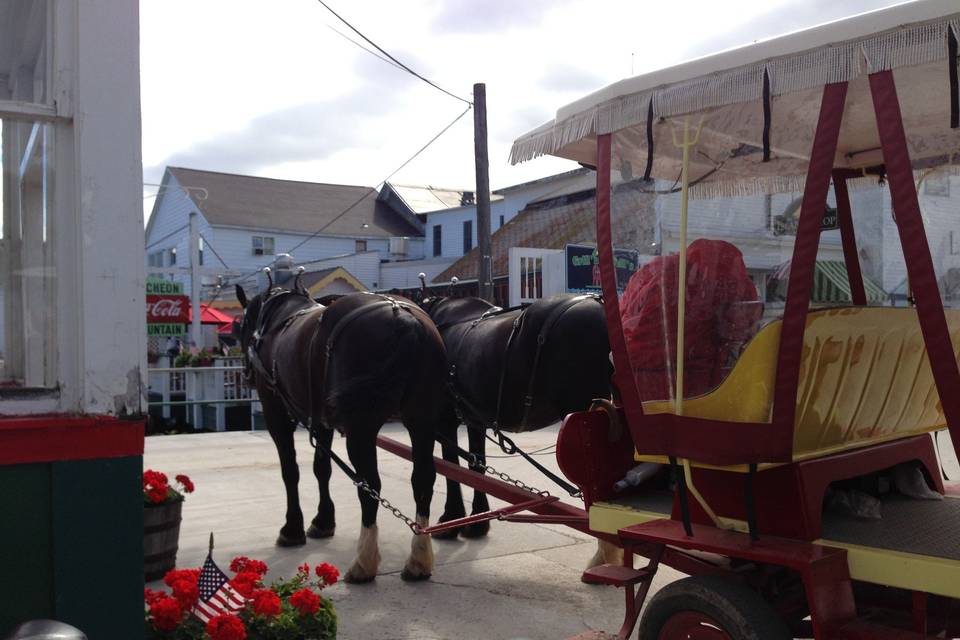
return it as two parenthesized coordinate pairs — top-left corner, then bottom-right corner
(236, 285), (248, 308)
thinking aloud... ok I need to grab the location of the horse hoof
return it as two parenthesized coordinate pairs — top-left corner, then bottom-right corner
(307, 524), (335, 539)
(400, 568), (431, 582)
(343, 570), (376, 584)
(461, 521), (490, 539)
(430, 526), (462, 540)
(275, 532), (306, 547)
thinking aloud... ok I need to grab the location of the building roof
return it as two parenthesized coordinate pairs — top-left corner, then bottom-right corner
(492, 168), (593, 195)
(434, 182), (657, 283)
(166, 167), (422, 238)
(386, 183), (504, 215)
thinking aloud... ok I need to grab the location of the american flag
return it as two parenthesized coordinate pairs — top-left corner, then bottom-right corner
(192, 554), (247, 623)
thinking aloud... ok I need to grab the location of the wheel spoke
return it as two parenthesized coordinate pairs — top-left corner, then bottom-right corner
(658, 611), (732, 640)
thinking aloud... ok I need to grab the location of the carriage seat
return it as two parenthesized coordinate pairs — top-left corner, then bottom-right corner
(635, 306), (960, 465)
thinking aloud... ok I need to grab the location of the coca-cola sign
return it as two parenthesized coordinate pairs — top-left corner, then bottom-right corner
(147, 295), (190, 323)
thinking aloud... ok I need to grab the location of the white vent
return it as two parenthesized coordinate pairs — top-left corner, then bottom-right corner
(389, 237), (408, 256)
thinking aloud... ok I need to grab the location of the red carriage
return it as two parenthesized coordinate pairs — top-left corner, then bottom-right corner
(384, 1), (960, 637)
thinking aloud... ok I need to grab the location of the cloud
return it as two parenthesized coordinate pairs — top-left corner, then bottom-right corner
(538, 63), (606, 94)
(431, 0), (568, 33)
(144, 83), (397, 184)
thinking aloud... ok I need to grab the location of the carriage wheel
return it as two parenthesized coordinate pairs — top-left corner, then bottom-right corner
(638, 576), (791, 640)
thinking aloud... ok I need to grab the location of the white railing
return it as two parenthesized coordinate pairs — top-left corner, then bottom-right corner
(147, 356), (260, 431)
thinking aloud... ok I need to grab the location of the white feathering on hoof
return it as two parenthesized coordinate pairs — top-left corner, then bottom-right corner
(403, 515), (435, 578)
(585, 539), (624, 570)
(345, 524), (380, 582)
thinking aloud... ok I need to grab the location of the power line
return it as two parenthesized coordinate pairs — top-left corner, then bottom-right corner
(327, 24), (405, 73)
(316, 0), (472, 106)
(232, 104), (472, 287)
(146, 223), (189, 250)
(199, 232), (230, 269)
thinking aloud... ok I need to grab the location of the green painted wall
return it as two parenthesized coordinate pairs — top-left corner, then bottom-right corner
(0, 456), (143, 639)
(0, 464), (55, 630)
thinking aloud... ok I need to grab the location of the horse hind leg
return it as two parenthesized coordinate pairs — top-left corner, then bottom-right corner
(307, 426), (336, 539)
(462, 421), (491, 539)
(401, 422), (436, 581)
(433, 408), (466, 540)
(343, 428), (381, 584)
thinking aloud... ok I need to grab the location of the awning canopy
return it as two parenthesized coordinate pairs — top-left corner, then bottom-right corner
(188, 304), (235, 327)
(510, 0), (960, 198)
(770, 260), (887, 303)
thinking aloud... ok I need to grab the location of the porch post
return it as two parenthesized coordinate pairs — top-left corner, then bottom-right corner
(869, 69), (960, 458)
(595, 134), (647, 432)
(772, 82), (848, 459)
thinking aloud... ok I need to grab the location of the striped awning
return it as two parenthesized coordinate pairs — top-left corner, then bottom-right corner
(770, 261), (887, 304)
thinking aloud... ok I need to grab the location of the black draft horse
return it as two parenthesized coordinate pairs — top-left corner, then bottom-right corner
(236, 284), (450, 583)
(421, 292), (619, 564)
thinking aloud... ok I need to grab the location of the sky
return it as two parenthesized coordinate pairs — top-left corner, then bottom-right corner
(140, 0), (909, 222)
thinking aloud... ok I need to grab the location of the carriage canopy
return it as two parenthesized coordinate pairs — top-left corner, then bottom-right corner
(512, 0), (960, 466)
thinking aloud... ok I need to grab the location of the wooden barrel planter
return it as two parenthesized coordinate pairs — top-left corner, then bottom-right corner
(144, 501), (182, 581)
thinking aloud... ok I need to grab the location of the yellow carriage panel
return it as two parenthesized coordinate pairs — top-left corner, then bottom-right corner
(637, 307), (959, 462)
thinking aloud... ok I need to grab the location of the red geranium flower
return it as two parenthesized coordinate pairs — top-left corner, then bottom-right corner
(144, 587), (166, 606)
(315, 562), (339, 587)
(229, 570), (261, 598)
(169, 577), (199, 608)
(249, 588), (282, 618)
(297, 562), (310, 577)
(144, 469), (168, 486)
(289, 588), (321, 615)
(175, 474), (195, 493)
(205, 613), (247, 640)
(163, 568), (200, 589)
(230, 556), (268, 577)
(149, 595), (183, 631)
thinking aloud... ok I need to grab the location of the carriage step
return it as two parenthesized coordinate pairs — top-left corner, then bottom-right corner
(581, 563), (652, 587)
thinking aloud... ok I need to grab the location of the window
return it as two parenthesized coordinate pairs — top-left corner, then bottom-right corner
(148, 251), (164, 267)
(463, 220), (473, 254)
(252, 236), (275, 256)
(1, 118), (56, 387)
(925, 174), (950, 197)
(433, 225), (442, 257)
(169, 247), (177, 265)
(355, 239), (367, 253)
(198, 237), (204, 266)
(499, 214), (505, 228)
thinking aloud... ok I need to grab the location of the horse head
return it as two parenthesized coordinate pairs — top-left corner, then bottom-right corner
(235, 283), (313, 384)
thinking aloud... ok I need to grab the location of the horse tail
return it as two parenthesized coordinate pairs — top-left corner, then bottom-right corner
(323, 303), (424, 430)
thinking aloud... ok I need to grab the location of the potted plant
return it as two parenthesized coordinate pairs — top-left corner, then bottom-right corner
(144, 557), (339, 639)
(144, 470), (195, 581)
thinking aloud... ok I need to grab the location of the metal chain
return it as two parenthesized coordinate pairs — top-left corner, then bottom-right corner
(466, 454), (552, 498)
(353, 479), (423, 535)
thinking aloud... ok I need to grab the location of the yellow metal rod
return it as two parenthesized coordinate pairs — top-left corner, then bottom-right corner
(671, 117), (703, 415)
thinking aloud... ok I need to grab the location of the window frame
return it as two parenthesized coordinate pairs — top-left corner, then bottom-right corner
(252, 235), (275, 256)
(433, 225), (442, 257)
(355, 239), (367, 253)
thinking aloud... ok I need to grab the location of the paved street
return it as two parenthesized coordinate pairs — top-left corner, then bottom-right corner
(145, 424), (685, 639)
(146, 425), (960, 640)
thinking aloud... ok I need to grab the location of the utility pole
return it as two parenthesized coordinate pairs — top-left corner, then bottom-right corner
(189, 212), (202, 347)
(474, 82), (493, 303)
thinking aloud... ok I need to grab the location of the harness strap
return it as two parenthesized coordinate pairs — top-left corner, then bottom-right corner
(518, 294), (602, 428)
(318, 296), (412, 430)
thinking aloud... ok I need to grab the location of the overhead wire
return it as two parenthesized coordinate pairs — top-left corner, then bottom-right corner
(315, 0), (472, 106)
(231, 103), (473, 287)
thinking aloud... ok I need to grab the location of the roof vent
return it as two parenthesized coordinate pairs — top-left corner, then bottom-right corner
(460, 191), (475, 206)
